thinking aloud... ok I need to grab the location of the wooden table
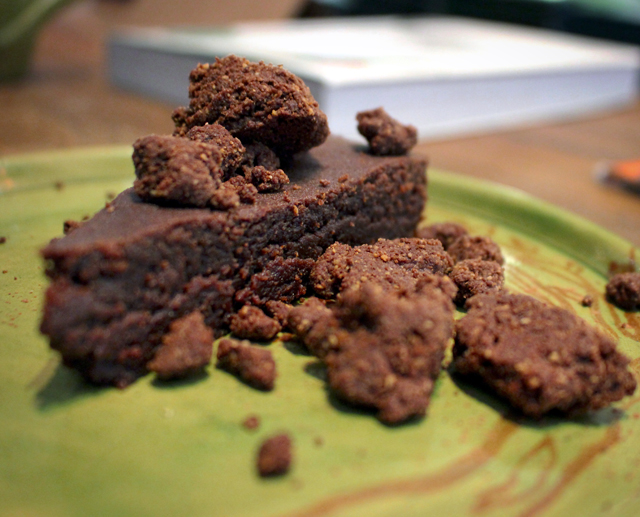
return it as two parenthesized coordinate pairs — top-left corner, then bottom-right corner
(2, 3), (639, 247)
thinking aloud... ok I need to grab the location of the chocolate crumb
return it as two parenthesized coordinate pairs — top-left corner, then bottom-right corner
(581, 294), (594, 307)
(416, 222), (468, 250)
(356, 107), (417, 156)
(147, 311), (213, 380)
(257, 433), (292, 477)
(242, 414), (261, 430)
(319, 179), (330, 187)
(0, 236), (6, 244)
(216, 338), (277, 390)
(54, 181), (64, 190)
(606, 272), (640, 311)
(230, 305), (282, 341)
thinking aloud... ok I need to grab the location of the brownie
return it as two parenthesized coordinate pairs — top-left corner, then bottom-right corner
(288, 282), (455, 424)
(452, 292), (636, 418)
(447, 235), (504, 265)
(216, 338), (277, 391)
(257, 433), (292, 477)
(415, 222), (468, 250)
(147, 311), (213, 380)
(40, 136), (427, 387)
(172, 56), (329, 158)
(230, 305), (282, 341)
(356, 107), (417, 156)
(310, 238), (454, 299)
(606, 272), (640, 311)
(449, 258), (504, 307)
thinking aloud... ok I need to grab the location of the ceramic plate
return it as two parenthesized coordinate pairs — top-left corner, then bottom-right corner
(1, 147), (639, 517)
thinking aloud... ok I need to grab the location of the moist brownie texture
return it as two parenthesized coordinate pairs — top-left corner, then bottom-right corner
(172, 56), (329, 158)
(40, 136), (427, 387)
(310, 238), (454, 299)
(606, 272), (640, 311)
(453, 292), (636, 418)
(288, 282), (455, 424)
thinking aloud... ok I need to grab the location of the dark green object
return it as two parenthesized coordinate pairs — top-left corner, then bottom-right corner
(0, 0), (79, 82)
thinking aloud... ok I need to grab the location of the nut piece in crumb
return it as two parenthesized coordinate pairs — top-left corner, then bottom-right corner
(416, 222), (468, 250)
(606, 272), (640, 311)
(147, 311), (213, 380)
(186, 122), (246, 174)
(230, 305), (282, 341)
(216, 338), (277, 390)
(310, 238), (454, 299)
(447, 235), (504, 265)
(449, 258), (505, 307)
(288, 283), (455, 424)
(257, 433), (292, 477)
(356, 107), (417, 156)
(453, 292), (637, 418)
(172, 55), (329, 157)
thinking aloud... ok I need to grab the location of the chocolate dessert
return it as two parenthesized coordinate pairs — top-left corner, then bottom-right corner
(40, 136), (427, 387)
(452, 292), (637, 418)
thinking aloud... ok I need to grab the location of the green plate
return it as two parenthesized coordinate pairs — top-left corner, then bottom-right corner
(1, 147), (639, 517)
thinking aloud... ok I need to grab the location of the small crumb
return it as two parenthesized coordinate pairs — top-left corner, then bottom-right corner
(147, 311), (213, 380)
(257, 433), (292, 477)
(291, 185), (301, 191)
(242, 415), (261, 430)
(2, 270), (7, 274)
(105, 191), (116, 201)
(319, 179), (330, 187)
(338, 174), (349, 183)
(54, 181), (64, 190)
(314, 436), (324, 447)
(0, 236), (6, 244)
(581, 294), (594, 307)
(216, 338), (277, 390)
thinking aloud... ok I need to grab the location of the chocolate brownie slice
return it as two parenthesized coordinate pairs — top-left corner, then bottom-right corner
(452, 292), (636, 418)
(40, 136), (427, 387)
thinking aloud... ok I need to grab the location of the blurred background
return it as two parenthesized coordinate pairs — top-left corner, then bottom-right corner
(1, 0), (640, 245)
